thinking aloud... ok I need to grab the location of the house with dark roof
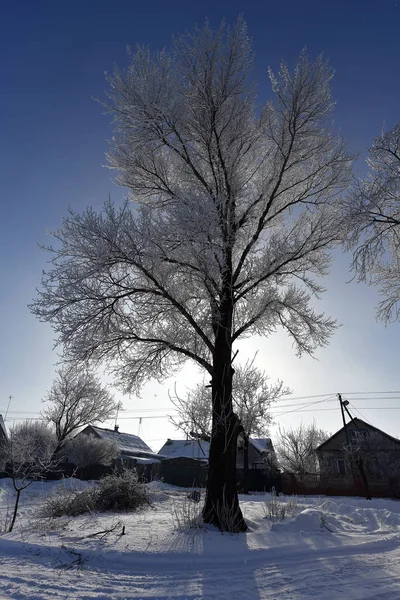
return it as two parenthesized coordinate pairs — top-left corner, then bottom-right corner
(157, 437), (278, 489)
(77, 424), (161, 464)
(315, 418), (400, 497)
(158, 437), (275, 468)
(72, 425), (161, 480)
(157, 439), (210, 462)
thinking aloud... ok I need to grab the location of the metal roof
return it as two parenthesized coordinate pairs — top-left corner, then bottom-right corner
(250, 438), (273, 454)
(158, 437), (273, 460)
(158, 439), (210, 460)
(86, 425), (159, 459)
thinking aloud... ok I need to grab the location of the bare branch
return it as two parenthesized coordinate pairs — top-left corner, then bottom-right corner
(344, 122), (400, 322)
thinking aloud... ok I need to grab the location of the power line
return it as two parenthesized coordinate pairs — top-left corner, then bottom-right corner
(273, 393), (338, 403)
(3, 388), (400, 424)
(119, 407), (177, 413)
(341, 396), (400, 402)
(341, 391), (400, 395)
(115, 414), (177, 420)
(273, 395), (337, 417)
(270, 397), (337, 411)
(274, 406), (400, 415)
(347, 402), (372, 425)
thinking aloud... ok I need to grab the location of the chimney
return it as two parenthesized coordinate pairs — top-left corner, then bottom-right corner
(114, 424), (119, 433)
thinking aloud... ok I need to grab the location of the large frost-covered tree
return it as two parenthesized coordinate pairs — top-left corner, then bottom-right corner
(31, 19), (351, 531)
(345, 122), (400, 322)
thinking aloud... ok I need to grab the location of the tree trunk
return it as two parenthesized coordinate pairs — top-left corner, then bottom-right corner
(202, 302), (247, 532)
(242, 434), (250, 494)
(9, 488), (21, 533)
(356, 458), (371, 501)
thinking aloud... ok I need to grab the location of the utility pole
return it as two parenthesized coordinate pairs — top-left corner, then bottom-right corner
(338, 393), (371, 501)
(338, 393), (349, 445)
(114, 402), (122, 432)
(5, 395), (12, 420)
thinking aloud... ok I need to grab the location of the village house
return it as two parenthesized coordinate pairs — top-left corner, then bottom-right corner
(315, 418), (400, 497)
(74, 424), (161, 480)
(157, 437), (278, 490)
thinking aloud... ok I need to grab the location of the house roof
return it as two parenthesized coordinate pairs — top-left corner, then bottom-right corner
(316, 418), (400, 451)
(120, 455), (161, 465)
(250, 438), (273, 454)
(158, 439), (210, 460)
(0, 415), (7, 440)
(83, 425), (159, 459)
(158, 437), (274, 460)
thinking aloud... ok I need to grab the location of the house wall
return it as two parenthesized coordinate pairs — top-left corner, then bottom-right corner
(314, 422), (400, 498)
(318, 422), (399, 452)
(159, 457), (208, 488)
(281, 472), (400, 498)
(236, 443), (268, 469)
(159, 457), (280, 491)
(318, 427), (348, 452)
(0, 439), (8, 473)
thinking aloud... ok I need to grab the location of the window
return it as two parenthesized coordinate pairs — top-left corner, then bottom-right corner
(350, 429), (369, 444)
(332, 458), (347, 476)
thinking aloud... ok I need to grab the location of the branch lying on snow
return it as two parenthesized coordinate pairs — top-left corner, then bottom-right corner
(86, 520), (123, 539)
(57, 546), (87, 570)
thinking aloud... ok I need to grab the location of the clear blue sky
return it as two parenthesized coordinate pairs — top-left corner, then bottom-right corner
(0, 0), (399, 448)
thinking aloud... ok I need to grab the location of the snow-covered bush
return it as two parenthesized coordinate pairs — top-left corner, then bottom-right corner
(41, 487), (98, 517)
(65, 434), (118, 469)
(41, 470), (149, 517)
(95, 470), (149, 512)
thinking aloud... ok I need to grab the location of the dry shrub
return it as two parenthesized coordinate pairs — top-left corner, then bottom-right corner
(95, 470), (149, 512)
(41, 470), (149, 518)
(171, 490), (204, 531)
(264, 488), (298, 520)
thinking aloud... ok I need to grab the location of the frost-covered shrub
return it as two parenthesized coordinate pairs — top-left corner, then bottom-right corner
(40, 487), (98, 517)
(264, 488), (298, 520)
(41, 470), (149, 517)
(171, 491), (204, 531)
(95, 470), (149, 512)
(65, 434), (118, 469)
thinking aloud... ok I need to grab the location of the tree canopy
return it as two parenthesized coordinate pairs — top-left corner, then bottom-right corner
(345, 122), (400, 322)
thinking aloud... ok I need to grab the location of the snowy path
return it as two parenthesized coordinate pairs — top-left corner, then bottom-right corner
(0, 533), (399, 599)
(1, 481), (400, 599)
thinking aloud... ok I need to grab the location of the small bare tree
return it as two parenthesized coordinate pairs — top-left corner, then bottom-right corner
(345, 121), (400, 322)
(65, 434), (119, 469)
(170, 360), (288, 491)
(43, 364), (119, 457)
(4, 421), (57, 532)
(342, 429), (400, 497)
(275, 422), (330, 482)
(31, 19), (351, 531)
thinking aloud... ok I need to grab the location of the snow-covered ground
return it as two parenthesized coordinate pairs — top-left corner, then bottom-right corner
(0, 478), (400, 599)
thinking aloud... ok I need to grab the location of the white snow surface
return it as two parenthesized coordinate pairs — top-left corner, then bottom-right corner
(0, 478), (400, 599)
